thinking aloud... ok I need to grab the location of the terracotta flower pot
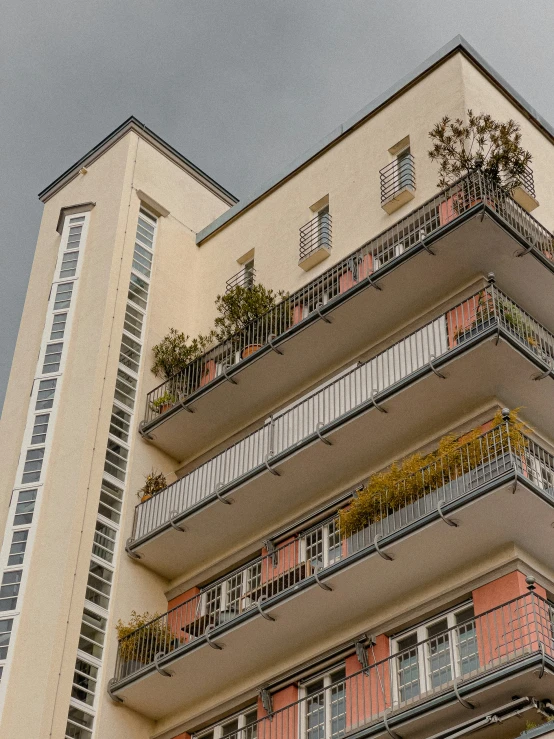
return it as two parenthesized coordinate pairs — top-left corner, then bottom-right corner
(241, 344), (262, 359)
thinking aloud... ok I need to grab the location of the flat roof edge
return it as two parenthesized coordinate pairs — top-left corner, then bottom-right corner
(38, 116), (238, 206)
(197, 34), (554, 244)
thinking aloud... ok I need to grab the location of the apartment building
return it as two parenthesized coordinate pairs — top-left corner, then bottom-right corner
(2, 34), (554, 739)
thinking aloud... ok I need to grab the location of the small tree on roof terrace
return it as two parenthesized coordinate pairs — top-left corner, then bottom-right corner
(428, 109), (532, 192)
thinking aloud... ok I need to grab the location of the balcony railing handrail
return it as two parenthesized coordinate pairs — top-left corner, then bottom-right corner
(116, 427), (554, 683)
(299, 211), (332, 261)
(144, 170), (553, 426)
(379, 153), (416, 201)
(198, 592), (549, 733)
(133, 283), (554, 542)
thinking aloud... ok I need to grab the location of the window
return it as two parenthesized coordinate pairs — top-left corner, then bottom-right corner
(109, 405), (131, 443)
(98, 478), (123, 524)
(67, 220), (84, 248)
(13, 489), (37, 526)
(21, 448), (45, 483)
(393, 604), (478, 704)
(302, 667), (346, 739)
(31, 413), (50, 445)
(54, 282), (73, 311)
(114, 368), (136, 409)
(66, 706), (94, 739)
(302, 520), (342, 572)
(119, 333), (142, 373)
(42, 342), (63, 374)
(104, 439), (128, 481)
(128, 273), (149, 310)
(50, 312), (68, 341)
(36, 378), (57, 410)
(132, 240), (153, 278)
(0, 619), (13, 659)
(78, 609), (106, 659)
(92, 521), (116, 564)
(85, 561), (112, 609)
(0, 570), (22, 611)
(60, 250), (79, 279)
(397, 147), (413, 190)
(198, 707), (258, 739)
(71, 657), (98, 707)
(123, 303), (144, 339)
(226, 259), (255, 291)
(202, 563), (262, 623)
(8, 530), (29, 566)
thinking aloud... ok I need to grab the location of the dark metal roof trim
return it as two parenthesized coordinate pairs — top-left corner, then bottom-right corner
(38, 116), (237, 206)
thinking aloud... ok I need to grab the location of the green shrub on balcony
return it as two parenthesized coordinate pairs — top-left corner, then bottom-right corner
(116, 611), (175, 665)
(339, 409), (528, 536)
(213, 283), (290, 344)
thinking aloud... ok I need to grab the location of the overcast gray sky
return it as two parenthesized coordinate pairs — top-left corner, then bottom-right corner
(1, 0), (553, 411)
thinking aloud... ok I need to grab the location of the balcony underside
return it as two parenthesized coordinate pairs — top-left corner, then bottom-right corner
(145, 209), (554, 463)
(114, 479), (554, 721)
(132, 333), (554, 581)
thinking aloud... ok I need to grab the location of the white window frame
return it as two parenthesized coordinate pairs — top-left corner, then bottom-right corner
(300, 665), (347, 739)
(391, 602), (478, 707)
(201, 562), (262, 622)
(197, 705), (258, 739)
(300, 519), (342, 572)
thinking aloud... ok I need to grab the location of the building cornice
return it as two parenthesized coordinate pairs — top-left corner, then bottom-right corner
(38, 116), (237, 206)
(196, 35), (554, 245)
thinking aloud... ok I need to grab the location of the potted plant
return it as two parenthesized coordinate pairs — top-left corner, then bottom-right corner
(116, 611), (177, 677)
(213, 283), (290, 359)
(137, 469), (167, 503)
(453, 292), (538, 348)
(149, 391), (177, 415)
(151, 328), (214, 398)
(428, 110), (532, 225)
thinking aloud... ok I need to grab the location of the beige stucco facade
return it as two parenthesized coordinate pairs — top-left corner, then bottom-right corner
(2, 38), (554, 739)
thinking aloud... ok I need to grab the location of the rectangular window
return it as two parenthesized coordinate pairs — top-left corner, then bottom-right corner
(60, 251), (79, 279)
(0, 570), (22, 612)
(92, 521), (116, 564)
(109, 405), (131, 443)
(128, 273), (149, 310)
(303, 520), (342, 572)
(66, 706), (94, 738)
(31, 413), (50, 446)
(21, 448), (45, 484)
(393, 604), (478, 704)
(13, 489), (37, 526)
(35, 378), (57, 410)
(132, 241), (153, 278)
(42, 342), (63, 374)
(114, 368), (136, 409)
(71, 657), (98, 707)
(104, 439), (128, 481)
(85, 561), (112, 609)
(0, 619), (13, 660)
(66, 221), (84, 248)
(78, 609), (106, 659)
(98, 478), (123, 524)
(137, 212), (156, 247)
(50, 312), (68, 341)
(8, 530), (29, 566)
(119, 333), (142, 374)
(303, 668), (346, 739)
(54, 282), (73, 311)
(123, 303), (144, 339)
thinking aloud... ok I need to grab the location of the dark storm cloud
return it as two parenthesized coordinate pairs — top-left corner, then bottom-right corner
(1, 0), (553, 409)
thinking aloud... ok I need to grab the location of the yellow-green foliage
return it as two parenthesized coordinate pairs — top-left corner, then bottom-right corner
(116, 611), (175, 663)
(339, 409), (528, 537)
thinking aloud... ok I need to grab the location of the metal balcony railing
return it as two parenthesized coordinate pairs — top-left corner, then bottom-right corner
(188, 593), (554, 739)
(519, 164), (537, 199)
(226, 265), (256, 292)
(299, 211), (332, 262)
(144, 171), (554, 426)
(132, 284), (554, 543)
(115, 424), (554, 684)
(380, 153), (416, 202)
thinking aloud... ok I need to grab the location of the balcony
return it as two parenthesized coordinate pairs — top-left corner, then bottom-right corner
(298, 210), (332, 270)
(190, 594), (554, 739)
(226, 264), (256, 292)
(380, 153), (416, 214)
(141, 171), (554, 463)
(110, 561), (554, 725)
(129, 284), (554, 576)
